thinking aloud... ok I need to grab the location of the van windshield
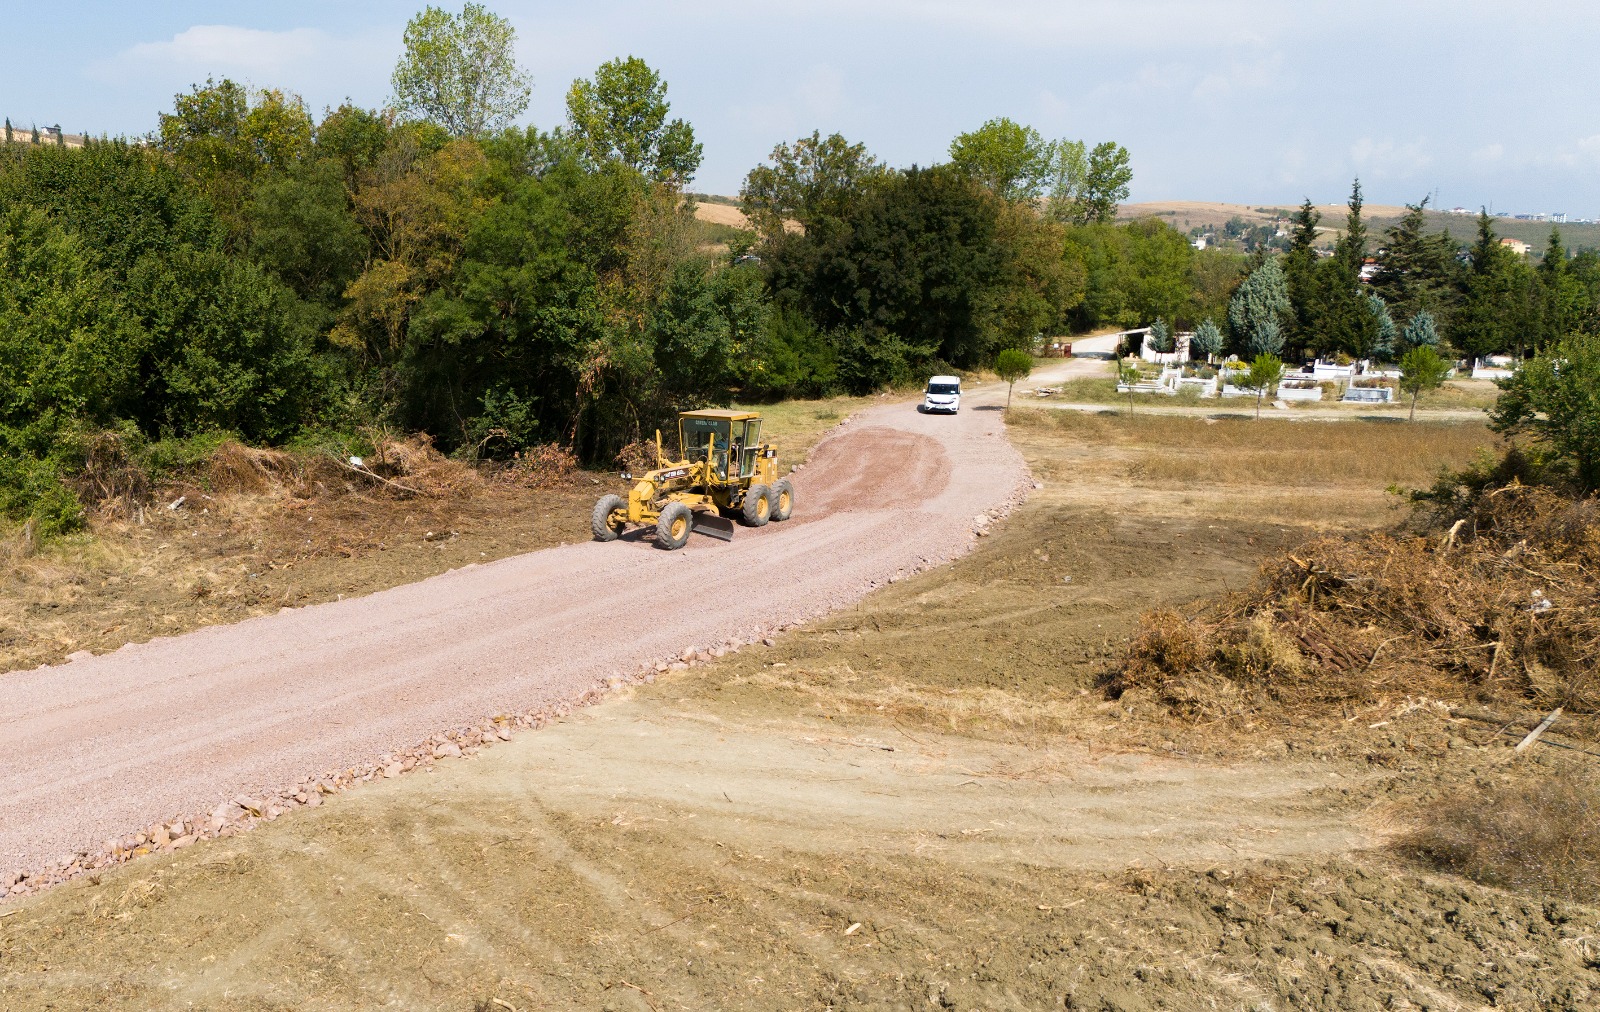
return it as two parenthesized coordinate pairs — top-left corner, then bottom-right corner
(927, 383), (960, 396)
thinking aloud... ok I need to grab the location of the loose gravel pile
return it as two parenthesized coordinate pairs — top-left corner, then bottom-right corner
(1, 399), (1030, 895)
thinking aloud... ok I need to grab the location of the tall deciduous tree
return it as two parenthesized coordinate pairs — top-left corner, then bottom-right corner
(391, 3), (532, 137)
(948, 118), (1051, 201)
(565, 56), (702, 186)
(740, 131), (881, 237)
(1073, 141), (1133, 225)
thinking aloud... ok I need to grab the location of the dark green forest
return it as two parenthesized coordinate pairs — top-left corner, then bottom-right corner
(2, 6), (1597, 536)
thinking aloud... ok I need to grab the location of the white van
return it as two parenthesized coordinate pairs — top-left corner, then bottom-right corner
(921, 375), (962, 414)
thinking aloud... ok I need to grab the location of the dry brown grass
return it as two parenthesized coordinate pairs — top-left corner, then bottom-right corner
(1013, 409), (1495, 490)
(1402, 771), (1600, 903)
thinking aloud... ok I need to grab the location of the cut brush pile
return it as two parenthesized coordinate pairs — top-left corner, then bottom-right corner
(1114, 483), (1600, 720)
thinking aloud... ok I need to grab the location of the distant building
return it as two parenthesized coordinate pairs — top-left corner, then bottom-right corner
(1191, 235), (1208, 250)
(1358, 257), (1379, 282)
(1446, 207), (1474, 216)
(1500, 238), (1531, 256)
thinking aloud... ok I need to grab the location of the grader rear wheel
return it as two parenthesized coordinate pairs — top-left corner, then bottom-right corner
(656, 502), (692, 550)
(591, 494), (626, 542)
(742, 484), (771, 527)
(770, 478), (795, 521)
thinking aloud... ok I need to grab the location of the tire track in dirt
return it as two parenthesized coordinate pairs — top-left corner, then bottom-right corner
(0, 402), (1026, 878)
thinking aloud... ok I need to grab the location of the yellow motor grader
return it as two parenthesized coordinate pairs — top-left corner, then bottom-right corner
(591, 409), (795, 550)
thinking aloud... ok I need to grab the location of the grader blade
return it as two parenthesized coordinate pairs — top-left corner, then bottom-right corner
(692, 512), (735, 542)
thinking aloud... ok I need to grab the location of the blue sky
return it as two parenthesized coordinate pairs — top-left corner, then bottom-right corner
(8, 1), (1598, 213)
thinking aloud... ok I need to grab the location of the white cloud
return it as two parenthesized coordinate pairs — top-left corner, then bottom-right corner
(90, 23), (398, 115)
(121, 26), (335, 76)
(1471, 142), (1505, 164)
(1349, 137), (1433, 180)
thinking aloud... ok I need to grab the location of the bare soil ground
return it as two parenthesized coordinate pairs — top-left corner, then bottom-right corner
(9, 393), (1592, 1010)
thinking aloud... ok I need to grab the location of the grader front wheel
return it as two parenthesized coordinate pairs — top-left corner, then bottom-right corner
(770, 478), (795, 521)
(656, 501), (692, 550)
(742, 484), (771, 527)
(591, 494), (626, 542)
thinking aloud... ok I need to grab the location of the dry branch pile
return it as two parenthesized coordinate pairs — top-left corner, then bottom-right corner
(1114, 484), (1600, 718)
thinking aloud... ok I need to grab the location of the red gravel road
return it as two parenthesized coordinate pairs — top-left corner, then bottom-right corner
(0, 398), (1028, 879)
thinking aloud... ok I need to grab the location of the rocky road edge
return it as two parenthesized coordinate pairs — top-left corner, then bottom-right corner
(1, 411), (1038, 904)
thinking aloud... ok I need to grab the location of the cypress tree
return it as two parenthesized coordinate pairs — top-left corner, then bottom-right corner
(1336, 179), (1366, 277)
(3, 118), (10, 143)
(1283, 198), (1322, 345)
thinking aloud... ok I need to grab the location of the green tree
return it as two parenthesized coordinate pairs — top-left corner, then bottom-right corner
(948, 118), (1050, 201)
(740, 131), (881, 237)
(157, 79), (315, 232)
(390, 3), (532, 137)
(1455, 210), (1519, 363)
(1490, 333), (1600, 491)
(1244, 352), (1283, 419)
(1228, 256), (1289, 356)
(1372, 198), (1461, 331)
(1042, 139), (1087, 222)
(1188, 246), (1248, 324)
(765, 165), (1008, 386)
(1148, 316), (1172, 353)
(1336, 178), (1366, 278)
(1117, 358), (1142, 414)
(1399, 344), (1449, 421)
(1366, 292), (1397, 361)
(1401, 309), (1440, 352)
(1282, 198), (1322, 343)
(565, 56), (702, 185)
(1072, 142), (1132, 225)
(1191, 318), (1223, 361)
(1302, 179), (1379, 359)
(995, 348), (1033, 408)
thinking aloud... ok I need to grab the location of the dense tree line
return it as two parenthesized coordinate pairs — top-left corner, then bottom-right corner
(28, 6), (1512, 536)
(1215, 183), (1600, 364)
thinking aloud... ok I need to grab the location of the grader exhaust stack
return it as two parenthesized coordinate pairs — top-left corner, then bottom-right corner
(590, 409), (795, 550)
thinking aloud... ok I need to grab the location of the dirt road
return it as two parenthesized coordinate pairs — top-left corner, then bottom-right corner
(0, 393), (1027, 879)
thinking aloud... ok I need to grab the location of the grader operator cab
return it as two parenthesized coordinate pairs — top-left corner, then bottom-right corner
(590, 409), (795, 550)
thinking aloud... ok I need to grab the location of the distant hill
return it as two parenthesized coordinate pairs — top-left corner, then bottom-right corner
(1121, 200), (1600, 254)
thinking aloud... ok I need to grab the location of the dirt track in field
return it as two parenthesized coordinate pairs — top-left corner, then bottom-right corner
(0, 399), (1027, 878)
